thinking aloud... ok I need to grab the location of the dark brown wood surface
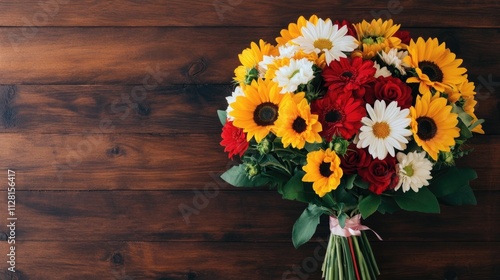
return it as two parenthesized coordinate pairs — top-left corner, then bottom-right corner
(0, 1), (498, 279)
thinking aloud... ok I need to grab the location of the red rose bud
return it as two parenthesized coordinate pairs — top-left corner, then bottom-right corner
(358, 156), (399, 194)
(364, 76), (413, 108)
(334, 19), (357, 38)
(340, 144), (371, 175)
(394, 30), (411, 45)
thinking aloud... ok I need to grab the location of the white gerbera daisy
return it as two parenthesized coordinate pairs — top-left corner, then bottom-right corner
(225, 86), (245, 120)
(292, 19), (357, 65)
(395, 151), (433, 192)
(357, 100), (412, 159)
(273, 58), (314, 93)
(378, 48), (409, 75)
(373, 61), (392, 78)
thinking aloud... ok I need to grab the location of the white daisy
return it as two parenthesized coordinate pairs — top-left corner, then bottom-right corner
(395, 151), (433, 192)
(225, 86), (245, 121)
(378, 48), (409, 75)
(277, 44), (300, 59)
(273, 58), (314, 93)
(373, 61), (392, 78)
(258, 45), (300, 77)
(357, 100), (412, 160)
(292, 18), (357, 65)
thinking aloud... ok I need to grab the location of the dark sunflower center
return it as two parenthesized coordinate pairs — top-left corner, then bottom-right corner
(319, 162), (333, 177)
(419, 61), (443, 82)
(325, 110), (343, 123)
(416, 116), (438, 140)
(341, 71), (353, 78)
(292, 117), (307, 133)
(254, 102), (279, 126)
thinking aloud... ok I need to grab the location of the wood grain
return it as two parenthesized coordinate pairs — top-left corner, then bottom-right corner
(0, 0), (497, 28)
(0, 241), (497, 279)
(0, 84), (498, 134)
(0, 1), (497, 279)
(0, 134), (497, 190)
(0, 28), (497, 84)
(0, 190), (497, 243)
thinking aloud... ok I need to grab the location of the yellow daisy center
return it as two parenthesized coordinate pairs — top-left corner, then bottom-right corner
(419, 60), (444, 82)
(319, 161), (332, 177)
(313, 38), (333, 50)
(372, 122), (391, 138)
(254, 102), (279, 126)
(416, 116), (438, 140)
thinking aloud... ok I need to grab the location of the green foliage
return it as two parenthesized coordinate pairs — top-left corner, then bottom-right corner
(359, 194), (381, 219)
(393, 187), (440, 213)
(292, 204), (329, 248)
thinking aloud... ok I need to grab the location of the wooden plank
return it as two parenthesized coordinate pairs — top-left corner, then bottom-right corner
(1, 190), (497, 242)
(0, 28), (497, 84)
(0, 241), (497, 279)
(0, 85), (230, 134)
(0, 134), (497, 190)
(0, 84), (497, 134)
(0, 0), (497, 28)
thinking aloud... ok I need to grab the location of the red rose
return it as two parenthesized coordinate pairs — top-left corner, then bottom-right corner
(340, 144), (371, 175)
(364, 76), (413, 108)
(394, 30), (411, 45)
(220, 120), (249, 159)
(358, 156), (399, 194)
(334, 19), (357, 38)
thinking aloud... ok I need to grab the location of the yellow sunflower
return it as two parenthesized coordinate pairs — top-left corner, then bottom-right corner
(234, 39), (278, 86)
(404, 37), (467, 95)
(410, 92), (460, 160)
(302, 148), (343, 197)
(276, 15), (319, 46)
(275, 93), (322, 149)
(229, 79), (284, 142)
(354, 19), (404, 59)
(463, 96), (485, 134)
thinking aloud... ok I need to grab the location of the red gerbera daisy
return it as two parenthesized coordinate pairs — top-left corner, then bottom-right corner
(220, 120), (249, 159)
(322, 57), (376, 98)
(311, 91), (366, 141)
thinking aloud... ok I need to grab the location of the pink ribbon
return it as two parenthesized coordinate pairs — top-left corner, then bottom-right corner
(329, 214), (382, 240)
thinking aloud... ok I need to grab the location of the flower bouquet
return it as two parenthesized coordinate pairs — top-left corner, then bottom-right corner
(218, 15), (483, 279)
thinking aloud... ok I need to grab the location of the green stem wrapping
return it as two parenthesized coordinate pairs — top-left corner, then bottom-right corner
(321, 232), (380, 280)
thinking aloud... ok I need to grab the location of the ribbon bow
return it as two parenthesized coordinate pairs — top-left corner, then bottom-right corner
(329, 214), (382, 240)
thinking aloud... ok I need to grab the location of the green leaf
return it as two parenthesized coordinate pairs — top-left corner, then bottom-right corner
(377, 196), (400, 214)
(279, 171), (318, 203)
(439, 184), (477, 205)
(468, 118), (484, 131)
(393, 187), (440, 213)
(304, 141), (323, 152)
(217, 110), (227, 126)
(220, 165), (270, 187)
(359, 194), (381, 219)
(292, 204), (327, 248)
(337, 212), (348, 228)
(428, 167), (477, 198)
(344, 174), (357, 190)
(354, 176), (369, 189)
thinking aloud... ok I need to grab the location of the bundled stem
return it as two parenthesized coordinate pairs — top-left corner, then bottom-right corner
(321, 232), (379, 280)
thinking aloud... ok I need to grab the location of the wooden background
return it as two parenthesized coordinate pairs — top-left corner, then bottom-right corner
(0, 1), (498, 279)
